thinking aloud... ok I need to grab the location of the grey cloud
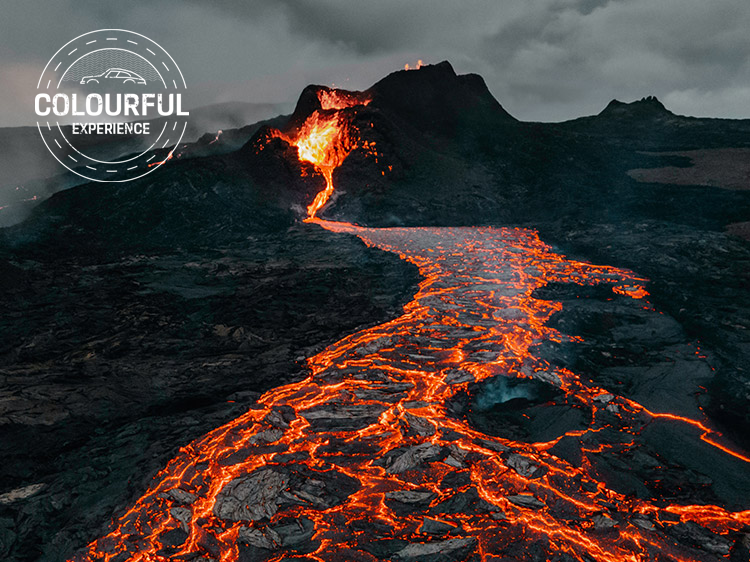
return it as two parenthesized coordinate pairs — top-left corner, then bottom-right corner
(477, 0), (750, 119)
(0, 0), (749, 127)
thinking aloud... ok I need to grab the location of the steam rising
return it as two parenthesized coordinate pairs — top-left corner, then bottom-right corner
(473, 376), (544, 411)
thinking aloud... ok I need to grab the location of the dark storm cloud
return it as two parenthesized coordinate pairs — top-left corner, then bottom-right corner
(1, 0), (749, 127)
(182, 0), (449, 55)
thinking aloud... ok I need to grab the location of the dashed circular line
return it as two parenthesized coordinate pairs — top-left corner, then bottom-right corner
(36, 29), (188, 183)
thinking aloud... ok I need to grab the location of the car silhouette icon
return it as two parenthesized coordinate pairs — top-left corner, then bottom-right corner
(80, 68), (147, 85)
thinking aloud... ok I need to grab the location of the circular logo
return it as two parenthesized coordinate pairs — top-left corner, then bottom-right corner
(35, 29), (189, 183)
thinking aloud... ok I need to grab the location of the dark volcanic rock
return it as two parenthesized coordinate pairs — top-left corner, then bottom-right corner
(0, 225), (418, 562)
(361, 538), (410, 559)
(368, 61), (516, 136)
(506, 494), (545, 509)
(299, 402), (387, 432)
(383, 443), (446, 474)
(391, 537), (477, 562)
(430, 488), (483, 515)
(214, 469), (289, 522)
(270, 517), (317, 551)
(418, 517), (461, 536)
(385, 490), (437, 514)
(666, 522), (732, 557)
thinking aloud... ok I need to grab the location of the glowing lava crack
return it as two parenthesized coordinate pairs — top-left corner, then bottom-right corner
(75, 220), (749, 562)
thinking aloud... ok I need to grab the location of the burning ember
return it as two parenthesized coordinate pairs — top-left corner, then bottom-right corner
(147, 145), (187, 168)
(74, 221), (749, 562)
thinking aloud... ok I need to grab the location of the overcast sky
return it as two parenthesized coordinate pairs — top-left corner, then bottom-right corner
(1, 0), (749, 126)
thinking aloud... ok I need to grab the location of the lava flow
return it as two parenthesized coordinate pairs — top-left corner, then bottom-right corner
(272, 88), (372, 218)
(73, 222), (749, 562)
(72, 91), (750, 562)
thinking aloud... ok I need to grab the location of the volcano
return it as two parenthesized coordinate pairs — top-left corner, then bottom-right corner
(1, 62), (750, 562)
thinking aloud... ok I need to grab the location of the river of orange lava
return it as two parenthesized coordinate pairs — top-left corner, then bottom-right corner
(74, 219), (749, 562)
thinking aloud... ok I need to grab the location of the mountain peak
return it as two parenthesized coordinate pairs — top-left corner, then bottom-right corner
(280, 61), (516, 141)
(364, 60), (516, 133)
(599, 96), (672, 119)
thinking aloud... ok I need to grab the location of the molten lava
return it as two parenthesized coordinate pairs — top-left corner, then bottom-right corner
(271, 89), (372, 219)
(73, 221), (749, 562)
(147, 152), (172, 168)
(295, 113), (352, 218)
(317, 89), (371, 111)
(71, 86), (750, 562)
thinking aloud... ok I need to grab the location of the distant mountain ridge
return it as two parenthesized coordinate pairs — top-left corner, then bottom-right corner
(600, 96), (672, 118)
(0, 101), (290, 206)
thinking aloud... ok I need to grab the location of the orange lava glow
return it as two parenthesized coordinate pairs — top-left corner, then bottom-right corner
(270, 89), (372, 219)
(296, 114), (350, 218)
(404, 59), (425, 70)
(71, 87), (749, 562)
(73, 219), (749, 562)
(317, 89), (371, 111)
(148, 151), (174, 168)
